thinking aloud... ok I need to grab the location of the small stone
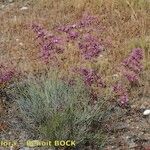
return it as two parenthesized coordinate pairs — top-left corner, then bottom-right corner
(8, 0), (13, 3)
(1, 4), (5, 7)
(20, 7), (28, 10)
(143, 109), (150, 116)
(19, 42), (23, 46)
(125, 136), (130, 139)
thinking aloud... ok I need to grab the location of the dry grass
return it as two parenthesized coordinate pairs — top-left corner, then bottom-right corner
(0, 0), (149, 93)
(0, 0), (149, 68)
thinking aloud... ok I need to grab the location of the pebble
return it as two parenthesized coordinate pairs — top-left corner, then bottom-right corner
(20, 7), (28, 10)
(1, 5), (5, 9)
(8, 131), (12, 135)
(8, 0), (14, 3)
(143, 109), (150, 116)
(19, 42), (23, 46)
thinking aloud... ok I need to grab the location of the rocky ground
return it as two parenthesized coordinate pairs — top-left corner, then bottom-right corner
(0, 93), (149, 150)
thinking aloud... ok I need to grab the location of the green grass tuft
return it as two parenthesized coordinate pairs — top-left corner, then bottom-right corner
(11, 71), (109, 149)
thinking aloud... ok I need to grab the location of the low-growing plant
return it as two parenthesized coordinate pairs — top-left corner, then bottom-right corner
(0, 64), (15, 87)
(11, 70), (110, 149)
(31, 14), (145, 106)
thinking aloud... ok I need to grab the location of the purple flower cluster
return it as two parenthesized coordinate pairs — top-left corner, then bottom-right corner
(75, 68), (106, 88)
(122, 48), (143, 84)
(112, 48), (143, 105)
(31, 20), (144, 108)
(122, 70), (139, 83)
(67, 31), (79, 40)
(57, 16), (92, 41)
(0, 65), (15, 84)
(57, 23), (79, 42)
(32, 13), (105, 63)
(113, 82), (129, 105)
(57, 14), (104, 59)
(32, 24), (64, 62)
(41, 37), (64, 60)
(79, 34), (104, 60)
(32, 23), (53, 42)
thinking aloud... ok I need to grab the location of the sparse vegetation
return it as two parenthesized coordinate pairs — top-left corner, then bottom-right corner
(0, 0), (150, 150)
(11, 71), (109, 149)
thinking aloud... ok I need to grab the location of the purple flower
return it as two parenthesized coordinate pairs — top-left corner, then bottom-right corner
(79, 34), (104, 59)
(121, 48), (143, 84)
(57, 25), (74, 33)
(89, 92), (98, 104)
(32, 23), (53, 42)
(122, 48), (143, 73)
(119, 94), (129, 105)
(112, 82), (129, 105)
(51, 37), (62, 44)
(0, 67), (15, 84)
(79, 68), (94, 86)
(113, 82), (125, 95)
(123, 70), (139, 83)
(75, 68), (106, 88)
(67, 31), (79, 40)
(32, 23), (64, 62)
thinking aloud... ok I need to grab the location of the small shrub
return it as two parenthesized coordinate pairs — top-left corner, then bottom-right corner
(11, 71), (109, 149)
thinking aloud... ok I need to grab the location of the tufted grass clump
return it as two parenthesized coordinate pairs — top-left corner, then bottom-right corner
(11, 71), (109, 149)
